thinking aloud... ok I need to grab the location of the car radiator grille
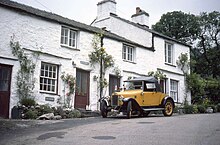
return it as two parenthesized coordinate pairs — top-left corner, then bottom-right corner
(111, 95), (118, 106)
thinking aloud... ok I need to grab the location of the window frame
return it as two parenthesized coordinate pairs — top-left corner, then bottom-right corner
(165, 42), (174, 65)
(60, 26), (77, 48)
(170, 79), (178, 102)
(39, 62), (58, 94)
(122, 44), (135, 62)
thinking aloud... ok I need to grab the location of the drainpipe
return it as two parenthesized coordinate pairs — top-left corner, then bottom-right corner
(100, 34), (104, 106)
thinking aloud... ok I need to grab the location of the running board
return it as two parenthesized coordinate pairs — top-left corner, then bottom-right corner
(143, 108), (164, 111)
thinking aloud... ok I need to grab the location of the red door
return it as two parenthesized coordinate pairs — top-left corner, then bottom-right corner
(75, 69), (90, 109)
(0, 64), (12, 118)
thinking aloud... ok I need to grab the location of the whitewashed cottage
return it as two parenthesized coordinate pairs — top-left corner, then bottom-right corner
(0, 0), (190, 118)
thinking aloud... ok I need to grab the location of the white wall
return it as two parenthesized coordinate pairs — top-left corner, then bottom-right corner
(93, 13), (191, 104)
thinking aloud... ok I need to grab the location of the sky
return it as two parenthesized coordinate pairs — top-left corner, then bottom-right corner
(12, 0), (220, 27)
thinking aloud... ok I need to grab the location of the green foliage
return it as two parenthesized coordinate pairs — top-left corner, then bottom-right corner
(10, 37), (39, 102)
(65, 109), (82, 118)
(89, 33), (115, 71)
(20, 98), (36, 107)
(152, 11), (200, 44)
(153, 11), (220, 103)
(24, 109), (38, 119)
(88, 33), (115, 97)
(37, 104), (54, 116)
(148, 70), (166, 80)
(176, 53), (190, 74)
(60, 72), (76, 108)
(197, 104), (206, 113)
(183, 105), (198, 114)
(186, 73), (205, 103)
(217, 104), (220, 112)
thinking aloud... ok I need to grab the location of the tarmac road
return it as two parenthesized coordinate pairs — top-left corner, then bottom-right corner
(0, 113), (220, 145)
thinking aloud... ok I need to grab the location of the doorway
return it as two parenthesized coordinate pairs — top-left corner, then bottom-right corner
(75, 69), (90, 109)
(0, 64), (12, 118)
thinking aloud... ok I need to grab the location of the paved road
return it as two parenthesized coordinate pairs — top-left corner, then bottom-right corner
(0, 113), (220, 145)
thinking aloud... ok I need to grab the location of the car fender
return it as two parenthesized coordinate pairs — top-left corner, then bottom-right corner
(100, 97), (110, 106)
(122, 98), (143, 111)
(161, 96), (175, 108)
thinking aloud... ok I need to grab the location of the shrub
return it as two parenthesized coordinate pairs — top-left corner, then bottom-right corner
(217, 104), (220, 112)
(37, 104), (54, 116)
(24, 109), (38, 119)
(183, 105), (194, 114)
(65, 109), (82, 118)
(208, 104), (217, 113)
(197, 104), (206, 113)
(20, 98), (36, 107)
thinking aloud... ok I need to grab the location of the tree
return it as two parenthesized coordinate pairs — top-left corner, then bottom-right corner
(152, 11), (200, 44)
(153, 11), (220, 103)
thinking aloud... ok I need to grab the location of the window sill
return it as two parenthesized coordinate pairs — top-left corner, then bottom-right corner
(60, 45), (80, 51)
(165, 63), (176, 67)
(40, 91), (59, 96)
(123, 60), (136, 64)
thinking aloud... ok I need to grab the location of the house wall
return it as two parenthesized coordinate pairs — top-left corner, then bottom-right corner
(93, 13), (191, 104)
(94, 16), (153, 48)
(0, 6), (102, 116)
(0, 1), (191, 118)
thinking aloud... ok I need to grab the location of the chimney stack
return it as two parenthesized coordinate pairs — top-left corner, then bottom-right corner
(131, 7), (149, 27)
(97, 0), (117, 20)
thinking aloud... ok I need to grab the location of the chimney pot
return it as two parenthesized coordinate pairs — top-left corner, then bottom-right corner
(136, 7), (141, 14)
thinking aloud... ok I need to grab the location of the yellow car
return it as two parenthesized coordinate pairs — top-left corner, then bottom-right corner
(100, 77), (175, 119)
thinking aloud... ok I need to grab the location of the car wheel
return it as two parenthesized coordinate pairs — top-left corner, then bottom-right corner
(163, 100), (174, 116)
(127, 101), (132, 119)
(101, 101), (108, 118)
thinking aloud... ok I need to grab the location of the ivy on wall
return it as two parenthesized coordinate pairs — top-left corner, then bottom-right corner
(10, 36), (40, 103)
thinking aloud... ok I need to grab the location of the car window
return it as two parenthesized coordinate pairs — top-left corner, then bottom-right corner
(124, 81), (142, 90)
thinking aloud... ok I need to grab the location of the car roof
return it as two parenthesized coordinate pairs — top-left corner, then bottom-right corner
(124, 77), (158, 83)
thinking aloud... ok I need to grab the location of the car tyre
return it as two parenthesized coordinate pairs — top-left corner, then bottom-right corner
(101, 101), (108, 118)
(163, 100), (174, 116)
(127, 101), (132, 119)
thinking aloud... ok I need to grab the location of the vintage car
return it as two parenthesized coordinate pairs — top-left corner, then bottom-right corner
(100, 77), (175, 119)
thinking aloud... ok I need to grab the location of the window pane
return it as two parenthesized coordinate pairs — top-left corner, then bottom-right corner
(165, 43), (173, 64)
(40, 63), (57, 93)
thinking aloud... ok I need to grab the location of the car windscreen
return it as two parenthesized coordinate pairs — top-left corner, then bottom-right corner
(124, 81), (142, 90)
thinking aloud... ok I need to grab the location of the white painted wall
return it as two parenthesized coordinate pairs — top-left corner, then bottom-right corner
(93, 8), (191, 104)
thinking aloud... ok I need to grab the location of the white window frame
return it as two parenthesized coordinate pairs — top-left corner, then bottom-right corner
(122, 44), (135, 62)
(40, 62), (58, 94)
(61, 26), (77, 48)
(165, 42), (174, 64)
(170, 79), (178, 102)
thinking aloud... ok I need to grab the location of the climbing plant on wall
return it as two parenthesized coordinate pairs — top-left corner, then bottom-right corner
(10, 36), (40, 104)
(59, 72), (76, 108)
(88, 33), (115, 98)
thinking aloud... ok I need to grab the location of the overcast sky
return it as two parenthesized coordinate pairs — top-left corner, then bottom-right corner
(13, 0), (220, 27)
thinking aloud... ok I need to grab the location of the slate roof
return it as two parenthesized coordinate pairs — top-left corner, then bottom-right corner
(110, 13), (191, 47)
(0, 0), (154, 51)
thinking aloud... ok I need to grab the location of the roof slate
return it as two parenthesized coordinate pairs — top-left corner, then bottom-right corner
(0, 0), (190, 49)
(0, 0), (154, 50)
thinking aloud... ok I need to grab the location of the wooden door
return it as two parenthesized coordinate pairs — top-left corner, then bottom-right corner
(109, 75), (120, 96)
(0, 64), (12, 118)
(75, 69), (90, 109)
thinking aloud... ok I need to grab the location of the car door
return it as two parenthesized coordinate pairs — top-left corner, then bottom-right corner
(142, 82), (162, 106)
